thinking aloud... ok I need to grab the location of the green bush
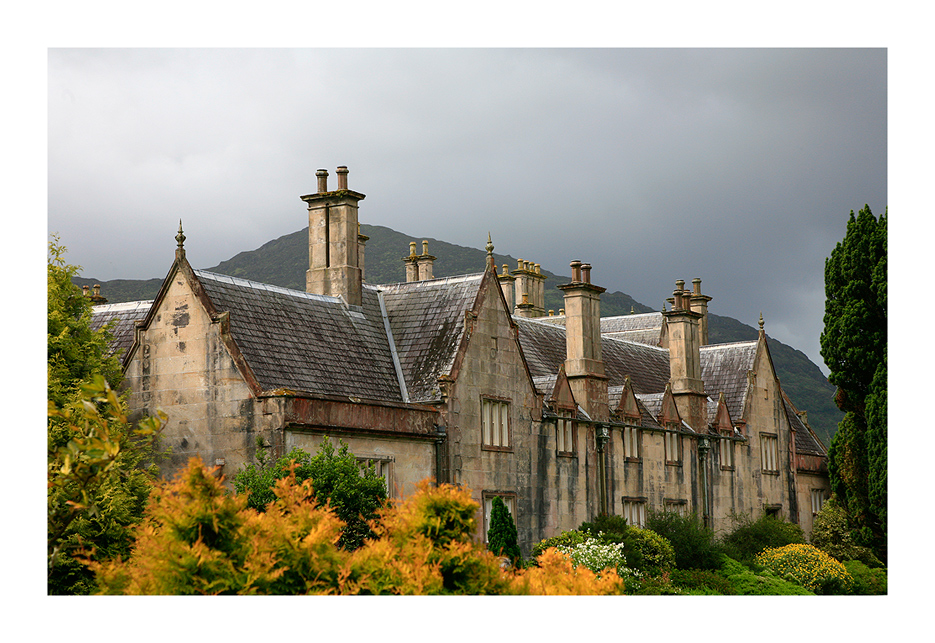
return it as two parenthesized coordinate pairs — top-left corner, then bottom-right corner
(755, 544), (854, 595)
(579, 514), (629, 536)
(233, 438), (387, 551)
(624, 528), (676, 577)
(719, 555), (813, 595)
(644, 510), (721, 570)
(719, 512), (806, 565)
(810, 497), (883, 568)
(843, 560), (887, 595)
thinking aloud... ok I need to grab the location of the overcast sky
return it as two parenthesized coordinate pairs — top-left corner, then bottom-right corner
(47, 48), (886, 373)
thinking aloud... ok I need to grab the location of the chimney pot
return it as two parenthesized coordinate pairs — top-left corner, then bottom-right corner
(534, 263), (541, 274)
(336, 166), (348, 190)
(82, 285), (90, 296)
(422, 240), (429, 255)
(570, 260), (582, 283)
(559, 308), (565, 315)
(581, 263), (592, 284)
(517, 258), (524, 271)
(93, 284), (101, 296)
(409, 241), (417, 257)
(502, 264), (509, 276)
(692, 278), (702, 295)
(316, 169), (329, 193)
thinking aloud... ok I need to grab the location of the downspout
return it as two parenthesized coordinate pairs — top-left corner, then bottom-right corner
(698, 436), (711, 529)
(596, 424), (610, 516)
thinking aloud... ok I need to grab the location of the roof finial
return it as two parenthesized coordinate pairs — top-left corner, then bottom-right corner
(486, 232), (494, 255)
(759, 312), (764, 331)
(485, 232), (495, 270)
(176, 219), (186, 249)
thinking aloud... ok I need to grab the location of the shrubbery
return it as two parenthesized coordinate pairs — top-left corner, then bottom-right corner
(843, 560), (887, 595)
(233, 438), (386, 551)
(810, 497), (883, 568)
(755, 543), (854, 595)
(644, 510), (721, 570)
(487, 496), (521, 566)
(719, 513), (805, 565)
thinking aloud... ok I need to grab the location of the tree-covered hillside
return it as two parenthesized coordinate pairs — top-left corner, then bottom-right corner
(73, 224), (840, 444)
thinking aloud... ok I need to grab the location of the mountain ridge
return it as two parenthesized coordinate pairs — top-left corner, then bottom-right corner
(73, 224), (840, 444)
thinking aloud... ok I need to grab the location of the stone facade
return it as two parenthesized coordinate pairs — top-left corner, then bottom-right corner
(93, 166), (830, 555)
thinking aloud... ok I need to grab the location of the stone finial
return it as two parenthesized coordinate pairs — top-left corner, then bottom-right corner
(759, 313), (765, 331)
(336, 166), (348, 190)
(486, 232), (494, 256)
(316, 169), (329, 193)
(176, 220), (186, 250)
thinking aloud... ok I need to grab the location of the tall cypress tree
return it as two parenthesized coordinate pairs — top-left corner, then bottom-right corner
(487, 497), (521, 566)
(819, 205), (887, 561)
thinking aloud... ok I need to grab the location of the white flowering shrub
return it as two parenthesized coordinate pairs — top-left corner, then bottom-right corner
(557, 534), (642, 584)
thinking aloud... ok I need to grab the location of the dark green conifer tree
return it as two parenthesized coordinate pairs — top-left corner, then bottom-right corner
(486, 497), (521, 566)
(820, 205), (887, 561)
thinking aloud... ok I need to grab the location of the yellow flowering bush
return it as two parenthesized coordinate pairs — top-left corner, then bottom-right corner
(755, 543), (853, 595)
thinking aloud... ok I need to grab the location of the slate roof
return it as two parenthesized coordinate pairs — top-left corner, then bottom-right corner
(90, 300), (153, 358)
(379, 274), (484, 403)
(784, 394), (827, 457)
(700, 341), (758, 421)
(514, 317), (671, 395)
(194, 270), (404, 403)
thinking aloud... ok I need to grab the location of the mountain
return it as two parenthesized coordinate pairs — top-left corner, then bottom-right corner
(73, 224), (841, 444)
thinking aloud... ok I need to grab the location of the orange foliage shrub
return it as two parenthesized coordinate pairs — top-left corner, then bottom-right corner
(94, 459), (626, 595)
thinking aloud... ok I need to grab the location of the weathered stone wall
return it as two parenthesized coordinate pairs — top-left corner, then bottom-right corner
(441, 278), (582, 556)
(125, 269), (280, 480)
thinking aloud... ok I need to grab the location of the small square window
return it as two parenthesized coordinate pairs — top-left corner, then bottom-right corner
(664, 499), (688, 517)
(719, 437), (734, 470)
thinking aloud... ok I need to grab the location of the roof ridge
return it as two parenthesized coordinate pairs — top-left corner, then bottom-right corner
(194, 269), (341, 303)
(92, 300), (154, 312)
(701, 340), (758, 350)
(377, 272), (485, 290)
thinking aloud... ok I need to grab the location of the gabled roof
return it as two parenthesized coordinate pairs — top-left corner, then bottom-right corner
(700, 340), (758, 421)
(90, 300), (153, 358)
(194, 270), (405, 403)
(379, 273), (485, 403)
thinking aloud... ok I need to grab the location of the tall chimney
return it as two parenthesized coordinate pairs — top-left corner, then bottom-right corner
(689, 278), (712, 346)
(557, 259), (608, 420)
(417, 240), (435, 280)
(301, 166), (365, 306)
(497, 264), (515, 313)
(404, 242), (419, 282)
(663, 279), (706, 430)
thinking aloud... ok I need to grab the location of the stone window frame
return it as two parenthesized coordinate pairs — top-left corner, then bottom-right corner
(621, 423), (642, 463)
(664, 424), (682, 466)
(555, 406), (577, 457)
(718, 433), (735, 471)
(356, 454), (395, 498)
(760, 432), (780, 475)
(664, 498), (689, 517)
(481, 395), (512, 452)
(622, 496), (647, 528)
(810, 488), (828, 516)
(482, 491), (517, 543)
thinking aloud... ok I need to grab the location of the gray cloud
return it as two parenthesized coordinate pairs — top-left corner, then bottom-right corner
(48, 48), (887, 373)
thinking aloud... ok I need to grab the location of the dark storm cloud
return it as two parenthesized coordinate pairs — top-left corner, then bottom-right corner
(47, 48), (886, 372)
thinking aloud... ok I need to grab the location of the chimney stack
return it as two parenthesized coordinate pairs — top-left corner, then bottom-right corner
(497, 263), (516, 311)
(663, 278), (706, 430)
(417, 240), (435, 280)
(558, 259), (608, 420)
(301, 166), (365, 306)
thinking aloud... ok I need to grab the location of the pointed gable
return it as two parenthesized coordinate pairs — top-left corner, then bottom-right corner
(380, 273), (485, 402)
(548, 364), (577, 410)
(712, 391), (734, 433)
(658, 383), (682, 427)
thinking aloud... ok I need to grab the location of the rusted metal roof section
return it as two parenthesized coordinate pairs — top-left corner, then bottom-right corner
(379, 273), (485, 403)
(194, 270), (404, 403)
(90, 300), (153, 358)
(700, 341), (758, 421)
